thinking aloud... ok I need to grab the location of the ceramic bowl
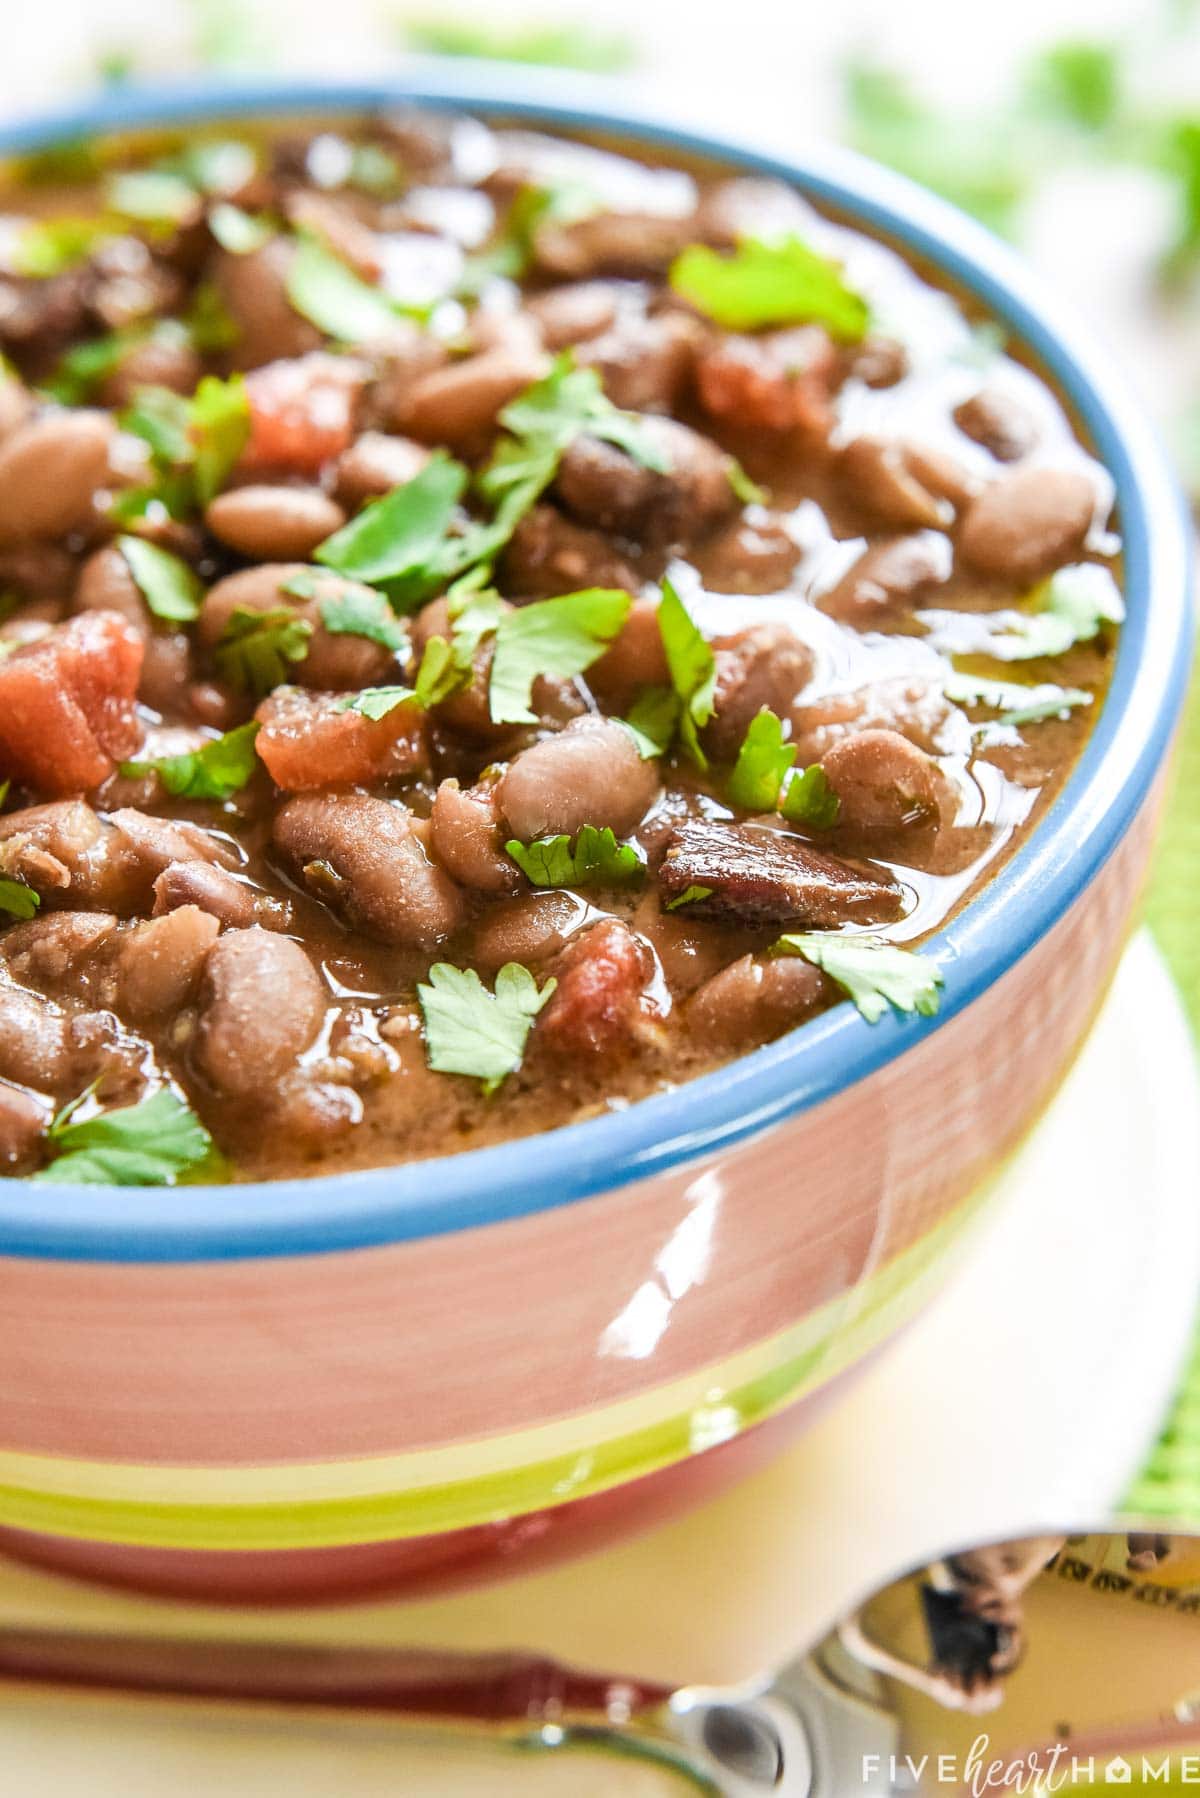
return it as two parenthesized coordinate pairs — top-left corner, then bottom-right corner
(0, 70), (1191, 1603)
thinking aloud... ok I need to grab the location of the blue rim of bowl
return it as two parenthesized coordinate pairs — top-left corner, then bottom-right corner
(0, 69), (1192, 1263)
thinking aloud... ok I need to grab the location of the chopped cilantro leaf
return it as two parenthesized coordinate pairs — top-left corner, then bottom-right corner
(657, 578), (716, 768)
(184, 279), (241, 352)
(943, 672), (1092, 728)
(189, 372), (250, 504)
(773, 933), (943, 1023)
(418, 960), (556, 1093)
(119, 721), (260, 802)
(506, 824), (645, 889)
(215, 607), (312, 695)
(208, 201), (274, 254)
(414, 634), (469, 707)
(116, 534), (203, 623)
(281, 573), (410, 655)
(921, 563), (1123, 662)
(334, 685), (418, 721)
(0, 875), (40, 920)
(670, 236), (870, 341)
(10, 215), (110, 278)
(489, 587), (631, 725)
(35, 1085), (216, 1186)
(780, 763), (840, 829)
(120, 385), (192, 466)
(315, 452), (469, 600)
(286, 236), (414, 341)
(622, 685), (680, 760)
(664, 884), (713, 912)
(728, 707), (796, 810)
(43, 324), (151, 405)
(727, 458), (768, 505)
(106, 169), (198, 225)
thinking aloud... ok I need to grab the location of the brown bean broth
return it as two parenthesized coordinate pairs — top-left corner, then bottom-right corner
(0, 114), (1119, 1182)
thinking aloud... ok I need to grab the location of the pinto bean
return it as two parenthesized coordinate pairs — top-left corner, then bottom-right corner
(658, 820), (902, 927)
(255, 685), (427, 791)
(0, 802), (146, 912)
(587, 595), (670, 706)
(555, 417), (737, 548)
(214, 241), (322, 368)
(703, 623), (814, 761)
(818, 531), (952, 624)
(0, 910), (117, 1000)
(115, 905), (221, 1021)
(199, 564), (397, 691)
(108, 808), (237, 878)
(74, 545), (192, 714)
(821, 729), (955, 830)
(0, 1077), (48, 1168)
(0, 543), (74, 602)
(368, 331), (452, 433)
(849, 336), (908, 389)
(574, 310), (703, 413)
(532, 209), (693, 279)
(100, 333), (202, 408)
(524, 281), (624, 349)
(695, 327), (841, 437)
(497, 716), (660, 842)
(839, 436), (976, 531)
(0, 985), (74, 1089)
(790, 676), (959, 761)
(153, 860), (293, 932)
(411, 595), (583, 740)
(393, 346), (549, 450)
(0, 371), (34, 443)
(953, 387), (1038, 462)
(0, 610), (143, 795)
(284, 192), (382, 279)
(429, 778), (521, 894)
(535, 918), (657, 1059)
(195, 927), (326, 1095)
(0, 410), (117, 546)
(467, 889), (590, 976)
(205, 485), (346, 562)
(274, 792), (467, 948)
(694, 514), (805, 596)
(500, 504), (641, 600)
(332, 431), (430, 509)
(956, 466), (1096, 583)
(686, 952), (826, 1046)
(696, 177), (815, 246)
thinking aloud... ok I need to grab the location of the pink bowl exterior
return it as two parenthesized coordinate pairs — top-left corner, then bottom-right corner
(0, 790), (1158, 1602)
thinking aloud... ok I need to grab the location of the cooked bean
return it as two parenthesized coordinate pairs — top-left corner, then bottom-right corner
(0, 411), (116, 546)
(790, 676), (959, 761)
(100, 333), (202, 408)
(393, 346), (549, 449)
(153, 860), (293, 932)
(0, 1076), (48, 1168)
(703, 623), (814, 761)
(412, 595), (584, 740)
(109, 808), (236, 878)
(115, 905), (221, 1021)
(574, 310), (703, 413)
(695, 327), (841, 437)
(555, 417), (737, 547)
(0, 371), (34, 443)
(0, 802), (146, 912)
(821, 729), (955, 830)
(196, 927), (326, 1095)
(525, 281), (624, 349)
(0, 542), (75, 602)
(535, 918), (658, 1059)
(284, 192), (382, 279)
(838, 436), (976, 531)
(500, 504), (641, 600)
(953, 387), (1038, 462)
(956, 466), (1096, 582)
(214, 241), (322, 368)
(849, 336), (909, 389)
(429, 778), (521, 894)
(587, 595), (670, 706)
(694, 514), (805, 596)
(818, 531), (952, 624)
(0, 910), (117, 1000)
(497, 716), (660, 842)
(696, 177), (814, 246)
(200, 564), (397, 691)
(532, 209), (693, 279)
(332, 431), (430, 509)
(0, 984), (74, 1089)
(468, 890), (590, 976)
(205, 485), (346, 562)
(686, 952), (826, 1045)
(74, 545), (192, 714)
(274, 792), (466, 947)
(658, 820), (902, 927)
(0, 610), (143, 794)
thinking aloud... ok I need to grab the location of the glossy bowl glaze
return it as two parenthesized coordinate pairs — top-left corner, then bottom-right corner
(0, 70), (1191, 1604)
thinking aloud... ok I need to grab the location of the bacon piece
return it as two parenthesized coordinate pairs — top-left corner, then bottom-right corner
(254, 687), (427, 791)
(658, 820), (901, 928)
(0, 611), (143, 795)
(537, 918), (657, 1060)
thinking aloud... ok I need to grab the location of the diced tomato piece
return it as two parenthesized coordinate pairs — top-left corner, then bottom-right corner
(241, 353), (370, 476)
(0, 611), (143, 796)
(255, 687), (427, 791)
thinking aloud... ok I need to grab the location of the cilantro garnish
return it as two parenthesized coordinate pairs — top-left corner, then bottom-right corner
(506, 825), (645, 889)
(10, 215), (111, 278)
(417, 961), (556, 1093)
(215, 607), (313, 695)
(621, 685), (680, 760)
(286, 236), (417, 341)
(282, 572), (410, 655)
(0, 875), (40, 920)
(106, 169), (198, 226)
(43, 321), (190, 405)
(657, 578), (716, 768)
(119, 721), (261, 803)
(943, 672), (1093, 728)
(664, 884), (714, 912)
(116, 534), (203, 623)
(488, 588), (631, 725)
(773, 933), (943, 1023)
(669, 235), (870, 341)
(207, 201), (274, 255)
(921, 563), (1124, 662)
(780, 764), (841, 829)
(117, 374), (249, 514)
(314, 452), (469, 603)
(121, 385), (192, 465)
(334, 684), (418, 721)
(189, 373), (251, 504)
(34, 1086), (216, 1186)
(413, 634), (469, 707)
(728, 707), (796, 810)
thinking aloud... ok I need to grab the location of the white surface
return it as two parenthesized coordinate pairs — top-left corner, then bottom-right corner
(0, 933), (1196, 1797)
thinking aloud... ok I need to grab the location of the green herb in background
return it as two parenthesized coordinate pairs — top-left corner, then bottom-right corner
(187, 0), (273, 68)
(399, 17), (636, 72)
